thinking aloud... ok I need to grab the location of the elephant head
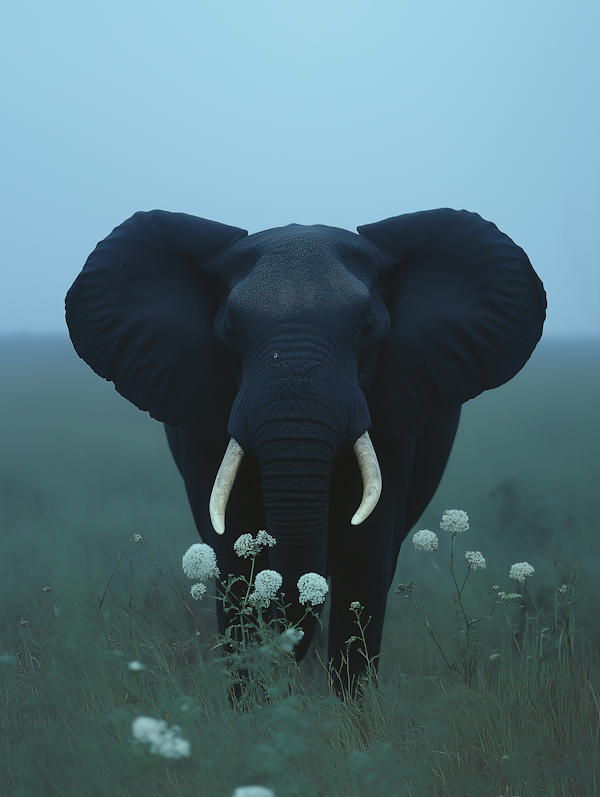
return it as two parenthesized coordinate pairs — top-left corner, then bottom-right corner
(65, 208), (546, 680)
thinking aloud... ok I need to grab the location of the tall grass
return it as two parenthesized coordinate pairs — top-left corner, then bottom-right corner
(1, 336), (599, 796)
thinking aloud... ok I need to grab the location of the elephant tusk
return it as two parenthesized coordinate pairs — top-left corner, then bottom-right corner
(209, 438), (245, 535)
(351, 431), (382, 526)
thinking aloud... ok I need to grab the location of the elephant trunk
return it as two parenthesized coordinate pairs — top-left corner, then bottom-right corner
(255, 429), (335, 645)
(208, 419), (382, 656)
(209, 432), (381, 536)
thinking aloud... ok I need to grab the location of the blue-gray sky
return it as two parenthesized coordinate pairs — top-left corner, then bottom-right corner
(1, 1), (598, 337)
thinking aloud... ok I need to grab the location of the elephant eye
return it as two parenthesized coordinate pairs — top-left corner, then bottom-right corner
(359, 306), (390, 348)
(360, 320), (377, 346)
(221, 318), (239, 349)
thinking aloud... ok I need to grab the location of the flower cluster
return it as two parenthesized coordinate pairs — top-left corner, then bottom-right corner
(497, 591), (522, 602)
(182, 543), (220, 581)
(248, 569), (283, 608)
(412, 529), (439, 550)
(297, 573), (329, 606)
(234, 530), (276, 558)
(440, 509), (469, 534)
(464, 550), (486, 570)
(232, 787), (277, 797)
(182, 542), (220, 600)
(509, 562), (535, 583)
(276, 627), (304, 653)
(190, 582), (207, 601)
(132, 716), (190, 759)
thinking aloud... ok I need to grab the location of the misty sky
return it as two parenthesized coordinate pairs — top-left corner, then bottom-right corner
(1, 1), (598, 337)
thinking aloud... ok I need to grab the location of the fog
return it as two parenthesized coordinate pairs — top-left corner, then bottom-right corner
(1, 1), (598, 337)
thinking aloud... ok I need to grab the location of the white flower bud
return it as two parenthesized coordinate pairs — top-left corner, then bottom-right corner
(509, 562), (534, 583)
(464, 551), (486, 570)
(182, 543), (219, 581)
(440, 509), (469, 534)
(297, 573), (329, 606)
(132, 716), (190, 759)
(412, 529), (439, 551)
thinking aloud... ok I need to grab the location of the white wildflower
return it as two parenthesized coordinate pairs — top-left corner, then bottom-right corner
(234, 530), (276, 558)
(509, 562), (534, 583)
(440, 509), (469, 533)
(247, 592), (269, 609)
(232, 787), (277, 797)
(256, 530), (276, 548)
(254, 570), (283, 602)
(497, 591), (522, 602)
(132, 716), (190, 759)
(559, 584), (568, 594)
(131, 534), (143, 543)
(276, 627), (304, 653)
(412, 529), (439, 551)
(190, 582), (207, 600)
(233, 534), (255, 558)
(128, 660), (145, 671)
(297, 573), (329, 606)
(350, 601), (361, 610)
(464, 551), (486, 570)
(182, 543), (219, 581)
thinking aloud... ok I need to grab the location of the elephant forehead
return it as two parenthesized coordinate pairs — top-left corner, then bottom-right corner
(231, 233), (369, 319)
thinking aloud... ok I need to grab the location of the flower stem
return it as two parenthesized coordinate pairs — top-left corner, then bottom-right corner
(96, 540), (135, 614)
(141, 545), (212, 646)
(409, 594), (455, 672)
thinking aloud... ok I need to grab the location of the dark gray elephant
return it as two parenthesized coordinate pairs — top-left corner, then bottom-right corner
(65, 208), (546, 688)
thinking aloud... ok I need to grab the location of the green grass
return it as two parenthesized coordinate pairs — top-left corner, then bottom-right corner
(1, 336), (599, 796)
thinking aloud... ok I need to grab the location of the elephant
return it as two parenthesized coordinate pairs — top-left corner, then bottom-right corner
(65, 207), (546, 689)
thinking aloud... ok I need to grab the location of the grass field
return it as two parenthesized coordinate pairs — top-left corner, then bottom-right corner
(1, 335), (599, 796)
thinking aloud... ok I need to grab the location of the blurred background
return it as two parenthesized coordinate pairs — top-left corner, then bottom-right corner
(1, 1), (598, 642)
(1, 0), (598, 337)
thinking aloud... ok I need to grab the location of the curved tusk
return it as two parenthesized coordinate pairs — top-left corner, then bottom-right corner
(351, 431), (382, 526)
(209, 438), (245, 535)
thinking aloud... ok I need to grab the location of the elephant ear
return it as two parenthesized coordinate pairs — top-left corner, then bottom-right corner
(358, 208), (546, 437)
(66, 210), (247, 442)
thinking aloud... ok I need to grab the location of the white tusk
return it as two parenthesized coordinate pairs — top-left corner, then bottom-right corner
(351, 431), (382, 525)
(209, 438), (244, 535)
